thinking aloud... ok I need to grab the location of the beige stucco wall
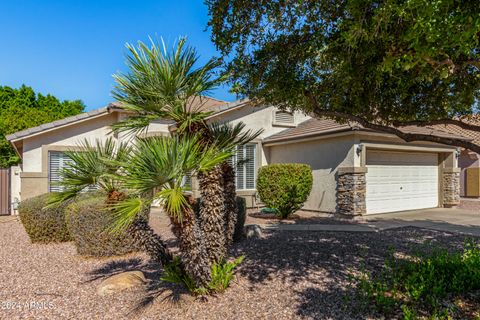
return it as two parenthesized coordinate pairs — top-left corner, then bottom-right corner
(213, 105), (311, 166)
(268, 135), (356, 212)
(22, 113), (119, 173)
(19, 113), (121, 200)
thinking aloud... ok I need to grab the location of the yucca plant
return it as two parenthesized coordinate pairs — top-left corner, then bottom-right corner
(48, 137), (172, 265)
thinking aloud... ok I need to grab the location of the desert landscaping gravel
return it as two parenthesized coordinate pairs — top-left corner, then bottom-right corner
(0, 214), (477, 320)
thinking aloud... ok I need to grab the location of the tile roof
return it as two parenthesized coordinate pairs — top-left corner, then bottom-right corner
(264, 118), (471, 144)
(432, 115), (480, 146)
(6, 96), (237, 142)
(6, 106), (111, 141)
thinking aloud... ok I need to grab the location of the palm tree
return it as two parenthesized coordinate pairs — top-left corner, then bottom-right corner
(48, 138), (173, 266)
(111, 37), (262, 265)
(114, 135), (233, 286)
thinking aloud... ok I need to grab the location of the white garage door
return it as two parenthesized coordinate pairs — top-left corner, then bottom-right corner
(366, 150), (439, 214)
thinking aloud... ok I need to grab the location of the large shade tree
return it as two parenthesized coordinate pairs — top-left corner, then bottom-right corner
(206, 0), (480, 153)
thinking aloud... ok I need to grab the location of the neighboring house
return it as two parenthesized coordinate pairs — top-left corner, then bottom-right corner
(6, 98), (467, 216)
(432, 118), (480, 199)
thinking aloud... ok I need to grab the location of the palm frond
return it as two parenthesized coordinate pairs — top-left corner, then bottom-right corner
(110, 197), (151, 233)
(155, 187), (190, 223)
(50, 137), (130, 204)
(111, 37), (224, 136)
(208, 122), (264, 151)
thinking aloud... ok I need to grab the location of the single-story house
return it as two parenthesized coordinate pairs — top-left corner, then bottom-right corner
(6, 98), (467, 216)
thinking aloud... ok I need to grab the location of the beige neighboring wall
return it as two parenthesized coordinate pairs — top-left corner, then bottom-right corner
(268, 134), (356, 213)
(19, 112), (120, 200)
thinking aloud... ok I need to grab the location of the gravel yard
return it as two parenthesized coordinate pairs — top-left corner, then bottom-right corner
(0, 214), (477, 320)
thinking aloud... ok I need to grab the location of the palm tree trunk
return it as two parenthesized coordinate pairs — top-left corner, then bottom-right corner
(198, 165), (227, 264)
(127, 217), (173, 266)
(170, 206), (212, 287)
(221, 161), (237, 248)
(106, 192), (173, 266)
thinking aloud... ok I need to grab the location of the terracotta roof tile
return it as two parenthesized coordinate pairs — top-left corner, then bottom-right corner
(432, 115), (480, 146)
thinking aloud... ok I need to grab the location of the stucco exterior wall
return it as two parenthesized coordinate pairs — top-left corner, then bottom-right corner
(268, 135), (356, 212)
(19, 113), (121, 200)
(213, 105), (311, 166)
(22, 113), (119, 173)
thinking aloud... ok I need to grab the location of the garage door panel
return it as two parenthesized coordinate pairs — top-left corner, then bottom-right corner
(365, 151), (439, 214)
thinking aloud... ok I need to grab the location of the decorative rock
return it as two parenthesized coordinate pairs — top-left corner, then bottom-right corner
(244, 224), (263, 238)
(96, 271), (147, 296)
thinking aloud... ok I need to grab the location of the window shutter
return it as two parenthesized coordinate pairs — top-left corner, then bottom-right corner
(245, 144), (256, 189)
(274, 111), (294, 124)
(49, 151), (72, 192)
(183, 172), (192, 189)
(236, 146), (245, 189)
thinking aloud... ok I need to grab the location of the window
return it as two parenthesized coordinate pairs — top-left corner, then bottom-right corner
(228, 144), (257, 190)
(49, 151), (99, 193)
(183, 172), (192, 189)
(49, 151), (73, 192)
(274, 110), (294, 125)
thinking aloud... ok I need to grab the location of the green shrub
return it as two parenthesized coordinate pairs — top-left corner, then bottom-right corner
(257, 163), (313, 219)
(233, 196), (246, 241)
(161, 255), (244, 295)
(18, 193), (72, 243)
(65, 196), (138, 257)
(356, 242), (480, 318)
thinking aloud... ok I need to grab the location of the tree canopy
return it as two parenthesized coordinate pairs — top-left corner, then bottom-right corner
(0, 85), (84, 167)
(206, 0), (480, 152)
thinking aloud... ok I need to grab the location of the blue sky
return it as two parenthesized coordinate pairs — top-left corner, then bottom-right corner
(0, 0), (236, 111)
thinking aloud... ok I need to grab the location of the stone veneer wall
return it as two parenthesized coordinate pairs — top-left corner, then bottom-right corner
(337, 170), (366, 215)
(442, 169), (460, 207)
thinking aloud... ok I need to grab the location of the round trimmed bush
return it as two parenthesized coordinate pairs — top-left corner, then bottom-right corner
(65, 196), (138, 257)
(257, 163), (313, 219)
(18, 193), (72, 243)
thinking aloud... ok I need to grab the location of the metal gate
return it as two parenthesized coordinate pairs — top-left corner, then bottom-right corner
(0, 168), (10, 215)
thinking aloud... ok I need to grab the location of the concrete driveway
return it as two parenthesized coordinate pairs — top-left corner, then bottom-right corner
(363, 208), (480, 236)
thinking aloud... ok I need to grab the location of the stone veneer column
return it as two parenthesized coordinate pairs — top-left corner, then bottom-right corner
(336, 167), (367, 215)
(442, 168), (460, 207)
